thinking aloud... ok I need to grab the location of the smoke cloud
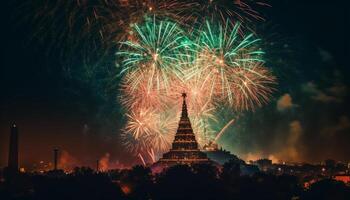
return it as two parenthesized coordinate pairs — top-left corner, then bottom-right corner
(277, 93), (294, 111)
(99, 153), (127, 171)
(59, 150), (80, 171)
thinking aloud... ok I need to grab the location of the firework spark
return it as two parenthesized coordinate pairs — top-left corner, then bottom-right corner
(119, 70), (175, 111)
(117, 17), (190, 93)
(123, 108), (158, 140)
(229, 62), (276, 110)
(16, 0), (122, 59)
(194, 20), (275, 110)
(214, 118), (236, 142)
(145, 111), (178, 153)
(122, 108), (178, 156)
(119, 0), (196, 25)
(120, 131), (148, 155)
(189, 0), (267, 27)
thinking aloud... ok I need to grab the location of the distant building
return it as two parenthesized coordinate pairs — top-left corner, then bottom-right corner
(255, 158), (273, 171)
(203, 141), (244, 165)
(8, 123), (19, 172)
(202, 140), (258, 175)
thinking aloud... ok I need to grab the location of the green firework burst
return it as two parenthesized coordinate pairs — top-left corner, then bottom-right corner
(117, 17), (191, 92)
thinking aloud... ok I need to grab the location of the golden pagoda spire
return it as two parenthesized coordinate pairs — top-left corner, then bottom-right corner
(157, 93), (211, 165)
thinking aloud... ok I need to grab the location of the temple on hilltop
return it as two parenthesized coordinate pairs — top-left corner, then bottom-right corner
(155, 93), (212, 167)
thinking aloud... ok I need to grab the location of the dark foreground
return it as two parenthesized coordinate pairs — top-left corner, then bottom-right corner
(1, 162), (350, 200)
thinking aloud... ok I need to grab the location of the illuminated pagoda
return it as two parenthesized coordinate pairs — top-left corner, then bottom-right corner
(156, 93), (211, 166)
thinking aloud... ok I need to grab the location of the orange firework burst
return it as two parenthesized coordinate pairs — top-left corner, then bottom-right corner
(228, 62), (276, 110)
(145, 111), (178, 153)
(124, 108), (156, 139)
(119, 69), (177, 112)
(122, 108), (178, 156)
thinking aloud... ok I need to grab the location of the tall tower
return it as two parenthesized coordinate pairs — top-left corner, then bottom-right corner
(53, 148), (59, 170)
(157, 93), (211, 165)
(8, 123), (19, 171)
(96, 160), (100, 172)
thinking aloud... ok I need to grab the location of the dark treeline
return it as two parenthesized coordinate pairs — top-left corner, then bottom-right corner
(1, 160), (349, 200)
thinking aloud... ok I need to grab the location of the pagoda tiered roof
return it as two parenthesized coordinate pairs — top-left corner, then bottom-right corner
(157, 93), (211, 165)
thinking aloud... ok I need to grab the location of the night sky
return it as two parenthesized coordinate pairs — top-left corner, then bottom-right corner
(1, 0), (349, 168)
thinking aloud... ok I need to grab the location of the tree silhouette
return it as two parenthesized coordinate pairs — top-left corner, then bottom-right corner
(1, 163), (349, 200)
(221, 159), (241, 184)
(303, 179), (350, 200)
(122, 165), (153, 200)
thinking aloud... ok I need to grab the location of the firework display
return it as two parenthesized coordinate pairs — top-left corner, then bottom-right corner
(116, 1), (276, 162)
(19, 0), (275, 162)
(195, 20), (275, 110)
(116, 17), (189, 93)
